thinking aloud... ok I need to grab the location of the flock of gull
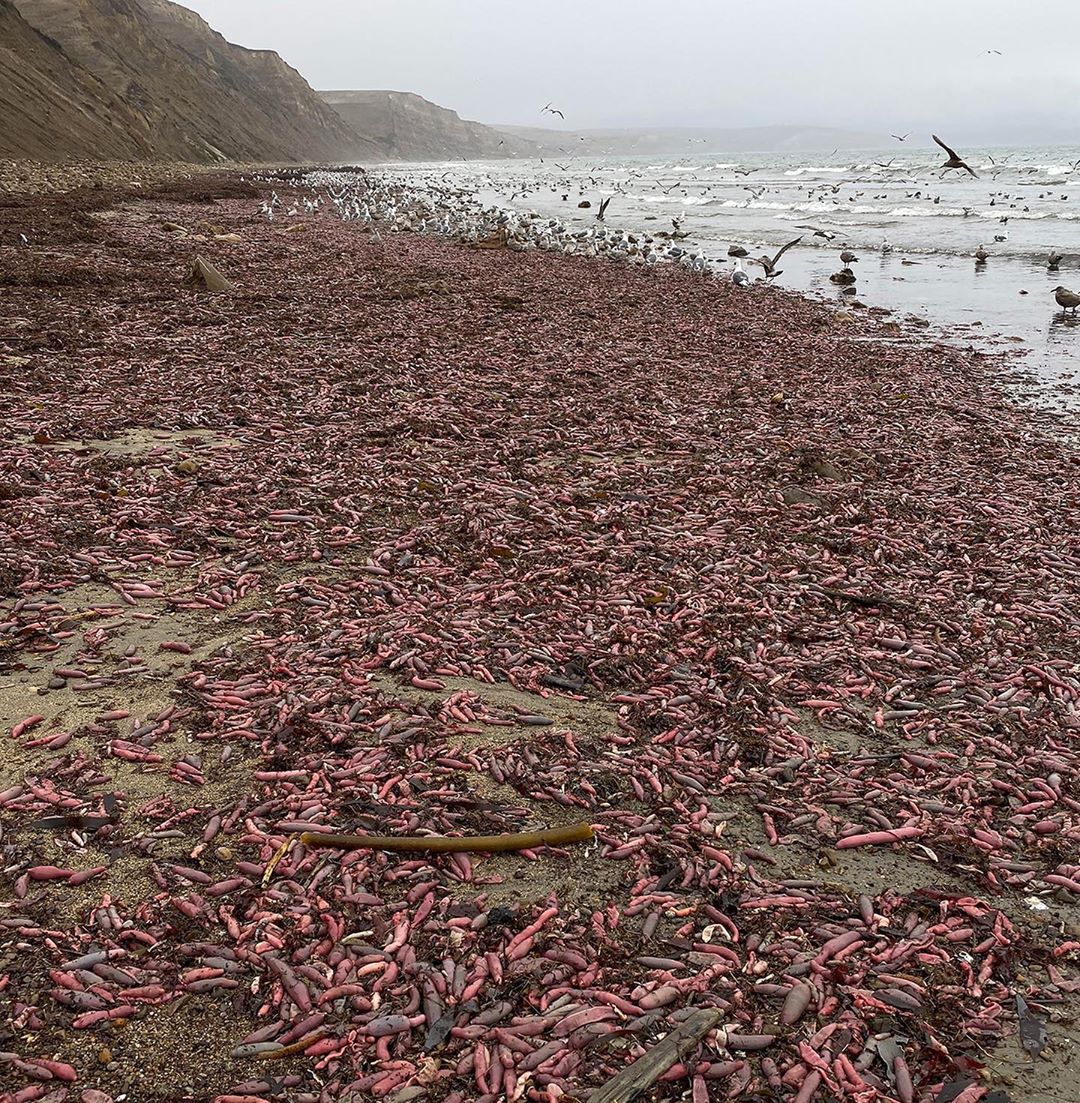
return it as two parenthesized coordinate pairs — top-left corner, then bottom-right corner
(269, 132), (1080, 318)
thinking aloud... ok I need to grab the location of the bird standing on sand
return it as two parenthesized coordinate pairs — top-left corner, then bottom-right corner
(933, 135), (978, 178)
(975, 245), (989, 264)
(1053, 286), (1080, 313)
(753, 237), (802, 279)
(840, 250), (858, 266)
(732, 259), (750, 288)
(1047, 253), (1064, 271)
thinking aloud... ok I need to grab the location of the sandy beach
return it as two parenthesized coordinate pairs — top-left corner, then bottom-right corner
(1, 171), (1079, 1103)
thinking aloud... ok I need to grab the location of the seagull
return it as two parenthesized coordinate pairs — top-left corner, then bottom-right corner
(985, 49), (1002, 55)
(975, 245), (989, 264)
(732, 259), (750, 288)
(891, 133), (910, 142)
(840, 250), (858, 266)
(1048, 253), (1064, 271)
(1054, 286), (1080, 313)
(597, 196), (613, 221)
(542, 104), (565, 119)
(753, 237), (802, 279)
(933, 134), (978, 177)
(18, 233), (29, 247)
(881, 237), (893, 254)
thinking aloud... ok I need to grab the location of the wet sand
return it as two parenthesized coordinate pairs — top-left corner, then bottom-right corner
(0, 172), (1078, 1103)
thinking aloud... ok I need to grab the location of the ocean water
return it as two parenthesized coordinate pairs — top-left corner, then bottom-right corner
(380, 145), (1080, 410)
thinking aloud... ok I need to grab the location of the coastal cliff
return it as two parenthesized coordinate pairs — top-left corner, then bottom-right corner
(3, 0), (370, 162)
(321, 90), (533, 161)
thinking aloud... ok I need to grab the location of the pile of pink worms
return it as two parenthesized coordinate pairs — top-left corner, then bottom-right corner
(0, 176), (1077, 1103)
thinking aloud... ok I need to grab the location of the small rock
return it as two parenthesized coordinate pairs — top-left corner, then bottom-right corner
(174, 458), (200, 475)
(213, 233), (243, 244)
(48, 677), (66, 689)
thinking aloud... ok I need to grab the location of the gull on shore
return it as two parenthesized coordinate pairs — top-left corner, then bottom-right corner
(752, 237), (802, 280)
(732, 259), (749, 288)
(1053, 286), (1080, 313)
(840, 250), (858, 266)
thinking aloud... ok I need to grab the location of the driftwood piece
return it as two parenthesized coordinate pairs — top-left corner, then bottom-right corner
(300, 822), (594, 853)
(184, 255), (232, 291)
(587, 1009), (724, 1103)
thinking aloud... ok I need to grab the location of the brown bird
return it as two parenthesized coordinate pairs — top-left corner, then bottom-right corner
(1053, 286), (1080, 313)
(753, 236), (802, 279)
(975, 245), (989, 264)
(840, 250), (858, 265)
(933, 134), (978, 177)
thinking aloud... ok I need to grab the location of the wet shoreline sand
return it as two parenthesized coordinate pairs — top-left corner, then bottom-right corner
(1, 171), (1078, 1102)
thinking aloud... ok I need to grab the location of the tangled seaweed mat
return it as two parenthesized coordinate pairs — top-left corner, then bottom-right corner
(0, 177), (1078, 1102)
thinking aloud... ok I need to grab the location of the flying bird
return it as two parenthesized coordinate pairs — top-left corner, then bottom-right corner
(542, 103), (565, 119)
(933, 134), (978, 177)
(891, 133), (910, 142)
(597, 196), (613, 221)
(753, 237), (802, 279)
(985, 49), (1002, 55)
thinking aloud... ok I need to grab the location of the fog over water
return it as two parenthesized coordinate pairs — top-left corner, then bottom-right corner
(184, 0), (1080, 142)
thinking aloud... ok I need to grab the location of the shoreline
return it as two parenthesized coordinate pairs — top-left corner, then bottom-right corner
(1, 170), (1079, 1102)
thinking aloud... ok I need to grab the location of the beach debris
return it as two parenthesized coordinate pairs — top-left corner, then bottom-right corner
(300, 822), (594, 853)
(183, 254), (232, 291)
(1, 171), (1078, 1103)
(586, 1009), (723, 1103)
(1048, 252), (1064, 271)
(728, 244), (749, 257)
(830, 267), (857, 284)
(1015, 995), (1049, 1059)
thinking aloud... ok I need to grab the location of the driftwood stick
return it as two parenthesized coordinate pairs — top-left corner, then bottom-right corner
(587, 1009), (725, 1103)
(300, 822), (594, 854)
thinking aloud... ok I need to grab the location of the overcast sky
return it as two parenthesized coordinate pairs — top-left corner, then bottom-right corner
(182, 1), (1080, 139)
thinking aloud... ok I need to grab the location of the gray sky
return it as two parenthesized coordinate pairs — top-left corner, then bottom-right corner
(183, 0), (1080, 139)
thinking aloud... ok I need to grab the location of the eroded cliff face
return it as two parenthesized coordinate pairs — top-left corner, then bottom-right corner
(0, 1), (528, 166)
(0, 0), (151, 159)
(6, 0), (372, 162)
(321, 90), (531, 161)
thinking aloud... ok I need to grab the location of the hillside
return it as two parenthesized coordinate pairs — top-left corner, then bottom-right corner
(0, 0), (151, 159)
(500, 123), (890, 156)
(5, 0), (371, 163)
(321, 90), (533, 161)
